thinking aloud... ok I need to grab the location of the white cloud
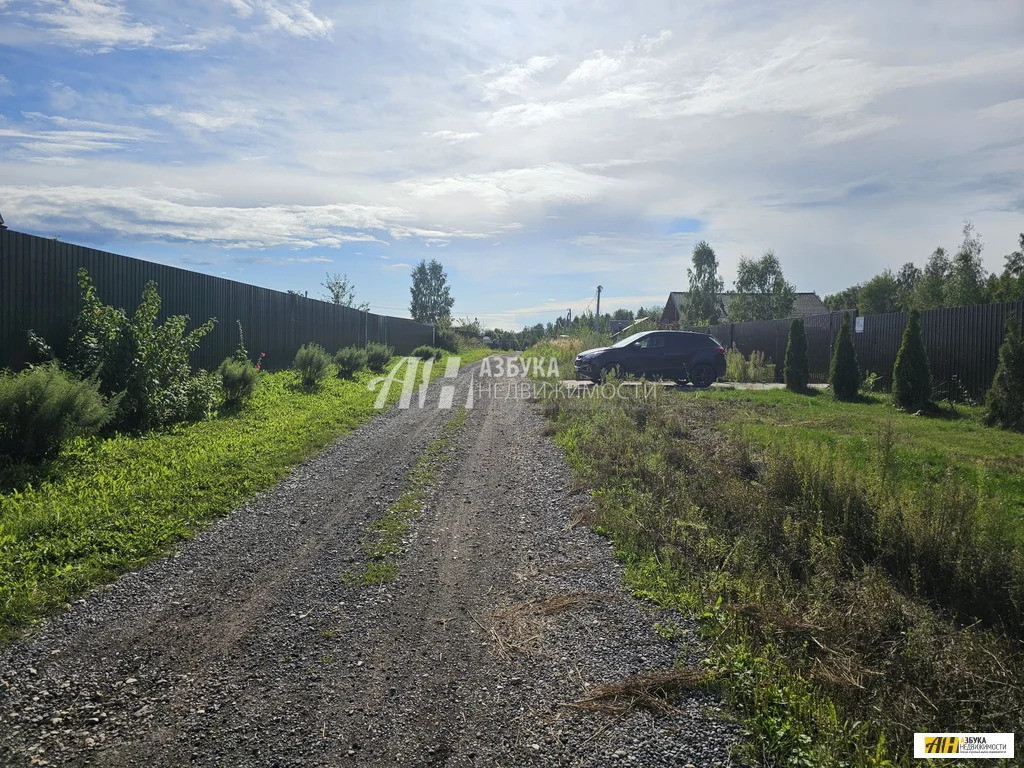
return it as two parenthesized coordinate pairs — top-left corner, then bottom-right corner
(481, 55), (557, 100)
(34, 0), (158, 50)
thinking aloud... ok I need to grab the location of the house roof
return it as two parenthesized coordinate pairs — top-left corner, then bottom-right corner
(663, 291), (827, 324)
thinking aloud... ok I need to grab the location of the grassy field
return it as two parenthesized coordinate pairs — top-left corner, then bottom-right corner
(544, 384), (1024, 767)
(712, 388), (1024, 513)
(0, 349), (492, 643)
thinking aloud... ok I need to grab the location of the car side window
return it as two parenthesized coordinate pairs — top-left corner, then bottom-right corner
(635, 335), (665, 349)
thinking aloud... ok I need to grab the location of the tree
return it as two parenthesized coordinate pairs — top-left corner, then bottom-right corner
(989, 234), (1024, 303)
(681, 241), (725, 326)
(409, 259), (455, 325)
(858, 271), (901, 315)
(730, 251), (797, 322)
(944, 221), (989, 307)
(321, 273), (369, 310)
(829, 313), (859, 400)
(894, 262), (921, 311)
(892, 309), (931, 411)
(985, 316), (1024, 431)
(824, 285), (861, 312)
(784, 318), (809, 392)
(914, 247), (950, 310)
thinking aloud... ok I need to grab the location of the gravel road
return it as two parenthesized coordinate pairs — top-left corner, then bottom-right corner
(0, 357), (738, 767)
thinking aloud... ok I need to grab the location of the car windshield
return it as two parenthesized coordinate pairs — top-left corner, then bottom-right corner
(611, 332), (651, 348)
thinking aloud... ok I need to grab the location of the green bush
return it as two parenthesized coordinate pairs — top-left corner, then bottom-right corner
(985, 316), (1024, 431)
(784, 318), (809, 391)
(293, 343), (331, 390)
(0, 364), (118, 461)
(411, 345), (442, 361)
(58, 269), (216, 431)
(334, 346), (368, 379)
(725, 346), (774, 383)
(218, 358), (258, 407)
(365, 343), (394, 372)
(828, 313), (859, 400)
(434, 328), (459, 354)
(892, 309), (931, 411)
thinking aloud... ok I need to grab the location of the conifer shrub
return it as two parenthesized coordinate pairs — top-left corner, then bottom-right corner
(365, 343), (394, 373)
(334, 346), (368, 379)
(293, 343), (331, 390)
(828, 313), (859, 400)
(0, 364), (118, 461)
(984, 316), (1024, 431)
(784, 318), (810, 392)
(892, 309), (932, 411)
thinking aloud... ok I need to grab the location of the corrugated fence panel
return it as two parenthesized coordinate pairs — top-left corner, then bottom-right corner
(0, 230), (434, 372)
(682, 302), (1024, 400)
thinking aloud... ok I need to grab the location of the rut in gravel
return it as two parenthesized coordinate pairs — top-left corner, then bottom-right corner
(0, 357), (738, 767)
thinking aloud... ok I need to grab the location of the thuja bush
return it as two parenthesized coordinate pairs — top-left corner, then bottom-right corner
(334, 346), (368, 379)
(829, 313), (859, 400)
(0, 364), (118, 461)
(293, 343), (331, 390)
(365, 343), (394, 373)
(57, 270), (217, 431)
(892, 309), (931, 412)
(985, 316), (1024, 431)
(784, 318), (809, 392)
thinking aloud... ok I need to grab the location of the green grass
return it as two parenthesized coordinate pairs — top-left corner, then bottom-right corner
(699, 388), (1024, 521)
(543, 385), (1024, 768)
(0, 351), (485, 642)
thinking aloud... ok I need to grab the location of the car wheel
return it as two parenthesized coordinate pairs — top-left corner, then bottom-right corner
(689, 363), (716, 389)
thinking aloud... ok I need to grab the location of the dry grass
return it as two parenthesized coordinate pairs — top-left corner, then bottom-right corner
(479, 592), (593, 661)
(566, 668), (709, 715)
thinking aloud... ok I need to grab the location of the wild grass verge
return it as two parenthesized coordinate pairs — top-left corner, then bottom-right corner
(545, 388), (1024, 767)
(0, 352), (482, 643)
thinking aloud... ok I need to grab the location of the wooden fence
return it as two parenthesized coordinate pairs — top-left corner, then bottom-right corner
(0, 229), (436, 372)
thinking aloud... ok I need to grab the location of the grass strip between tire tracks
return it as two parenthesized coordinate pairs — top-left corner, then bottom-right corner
(345, 407), (469, 586)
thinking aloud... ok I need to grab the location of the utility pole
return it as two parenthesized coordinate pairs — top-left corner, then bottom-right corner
(594, 285), (603, 331)
(567, 308), (572, 325)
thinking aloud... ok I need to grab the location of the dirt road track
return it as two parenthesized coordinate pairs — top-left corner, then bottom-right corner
(0, 357), (737, 767)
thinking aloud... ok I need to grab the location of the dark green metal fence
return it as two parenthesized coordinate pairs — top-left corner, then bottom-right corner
(687, 301), (1024, 401)
(1, 229), (435, 372)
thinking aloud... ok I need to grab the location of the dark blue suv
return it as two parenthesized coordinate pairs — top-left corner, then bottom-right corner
(573, 330), (726, 387)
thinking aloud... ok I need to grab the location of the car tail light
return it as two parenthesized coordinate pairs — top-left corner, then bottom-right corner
(715, 345), (725, 355)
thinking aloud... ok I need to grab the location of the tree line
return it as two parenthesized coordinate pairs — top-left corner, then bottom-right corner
(824, 224), (1024, 314)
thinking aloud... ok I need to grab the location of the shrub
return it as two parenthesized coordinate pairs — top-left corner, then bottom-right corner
(434, 328), (459, 354)
(334, 346), (368, 379)
(828, 313), (859, 400)
(293, 343), (330, 390)
(218, 358), (258, 407)
(725, 346), (774, 383)
(365, 343), (394, 372)
(0, 364), (118, 461)
(784, 318), (809, 391)
(892, 309), (931, 411)
(411, 345), (442, 361)
(59, 269), (216, 431)
(182, 370), (221, 422)
(985, 316), (1024, 431)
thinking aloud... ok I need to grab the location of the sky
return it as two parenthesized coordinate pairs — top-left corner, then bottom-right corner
(1, 0), (1023, 330)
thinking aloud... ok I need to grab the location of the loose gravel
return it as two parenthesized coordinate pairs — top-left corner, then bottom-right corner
(0, 357), (738, 767)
